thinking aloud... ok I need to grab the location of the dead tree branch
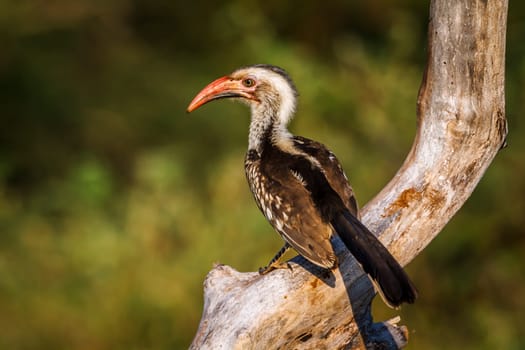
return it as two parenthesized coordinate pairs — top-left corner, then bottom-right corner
(191, 0), (508, 349)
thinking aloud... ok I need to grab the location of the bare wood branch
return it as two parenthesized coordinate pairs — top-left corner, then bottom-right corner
(190, 0), (508, 349)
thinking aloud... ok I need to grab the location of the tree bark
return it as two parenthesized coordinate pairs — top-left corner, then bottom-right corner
(190, 0), (508, 349)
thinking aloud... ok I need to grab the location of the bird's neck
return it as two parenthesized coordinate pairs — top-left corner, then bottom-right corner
(248, 105), (294, 154)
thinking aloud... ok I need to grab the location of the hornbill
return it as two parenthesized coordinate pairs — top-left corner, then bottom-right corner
(187, 64), (417, 308)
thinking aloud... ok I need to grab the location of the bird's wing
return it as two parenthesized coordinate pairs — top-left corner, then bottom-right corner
(260, 157), (337, 269)
(293, 136), (359, 218)
(290, 138), (417, 306)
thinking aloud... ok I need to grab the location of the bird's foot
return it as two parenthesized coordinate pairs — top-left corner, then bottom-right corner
(258, 261), (293, 275)
(258, 243), (292, 275)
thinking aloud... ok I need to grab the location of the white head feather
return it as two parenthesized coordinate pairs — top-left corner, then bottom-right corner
(231, 65), (298, 151)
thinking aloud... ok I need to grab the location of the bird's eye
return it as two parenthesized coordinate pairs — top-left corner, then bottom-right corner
(242, 78), (256, 87)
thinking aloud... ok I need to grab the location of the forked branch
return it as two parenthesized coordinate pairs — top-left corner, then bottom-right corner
(191, 0), (508, 349)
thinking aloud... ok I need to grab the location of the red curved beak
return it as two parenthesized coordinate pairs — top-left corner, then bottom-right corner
(186, 76), (255, 112)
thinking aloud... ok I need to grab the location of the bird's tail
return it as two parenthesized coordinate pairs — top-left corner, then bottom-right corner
(331, 211), (418, 308)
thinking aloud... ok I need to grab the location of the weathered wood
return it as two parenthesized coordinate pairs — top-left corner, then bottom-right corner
(190, 0), (508, 349)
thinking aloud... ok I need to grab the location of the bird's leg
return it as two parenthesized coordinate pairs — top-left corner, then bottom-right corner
(259, 243), (292, 275)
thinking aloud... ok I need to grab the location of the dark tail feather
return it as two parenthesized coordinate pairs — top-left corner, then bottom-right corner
(332, 211), (418, 308)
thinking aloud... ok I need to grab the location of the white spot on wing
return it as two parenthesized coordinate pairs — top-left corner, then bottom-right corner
(275, 219), (284, 231)
(290, 169), (306, 186)
(265, 207), (273, 220)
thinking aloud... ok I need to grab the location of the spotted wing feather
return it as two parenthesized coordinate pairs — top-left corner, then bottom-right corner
(245, 150), (337, 268)
(293, 136), (359, 218)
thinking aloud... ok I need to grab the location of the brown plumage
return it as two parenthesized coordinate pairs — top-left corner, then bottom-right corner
(187, 64), (417, 307)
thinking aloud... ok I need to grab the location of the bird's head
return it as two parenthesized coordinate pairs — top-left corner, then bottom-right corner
(187, 64), (298, 126)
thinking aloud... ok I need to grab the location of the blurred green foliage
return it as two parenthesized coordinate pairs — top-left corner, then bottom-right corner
(1, 1), (524, 349)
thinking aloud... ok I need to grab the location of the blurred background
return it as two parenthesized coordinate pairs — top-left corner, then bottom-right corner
(1, 1), (524, 349)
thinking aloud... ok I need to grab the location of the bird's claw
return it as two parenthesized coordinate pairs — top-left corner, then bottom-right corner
(258, 261), (293, 275)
